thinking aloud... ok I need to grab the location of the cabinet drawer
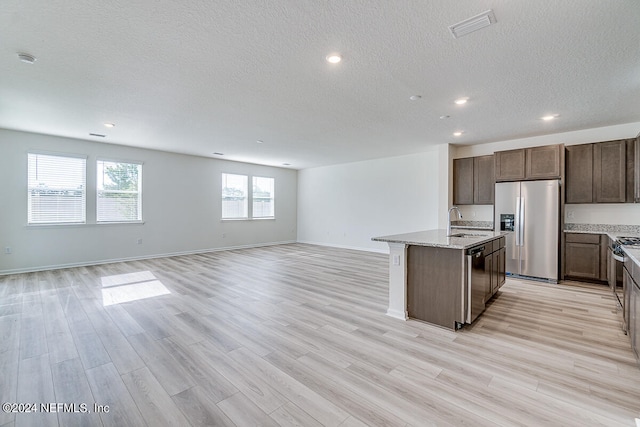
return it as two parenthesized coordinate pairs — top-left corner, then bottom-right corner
(565, 233), (601, 244)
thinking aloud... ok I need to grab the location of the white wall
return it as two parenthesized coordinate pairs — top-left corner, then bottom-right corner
(297, 149), (441, 253)
(0, 129), (297, 274)
(452, 122), (640, 224)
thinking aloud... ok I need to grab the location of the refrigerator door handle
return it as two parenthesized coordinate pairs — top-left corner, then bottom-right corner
(514, 197), (521, 246)
(519, 197), (525, 246)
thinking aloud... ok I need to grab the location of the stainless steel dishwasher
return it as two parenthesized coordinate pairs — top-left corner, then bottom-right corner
(466, 245), (488, 323)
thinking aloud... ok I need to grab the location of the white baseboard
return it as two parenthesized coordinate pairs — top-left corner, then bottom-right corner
(386, 308), (408, 320)
(0, 240), (297, 276)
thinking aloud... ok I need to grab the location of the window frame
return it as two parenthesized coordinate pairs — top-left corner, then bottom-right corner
(96, 158), (143, 224)
(221, 173), (275, 221)
(251, 175), (275, 219)
(27, 151), (87, 225)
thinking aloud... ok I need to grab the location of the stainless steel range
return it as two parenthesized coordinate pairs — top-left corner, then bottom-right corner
(610, 236), (640, 333)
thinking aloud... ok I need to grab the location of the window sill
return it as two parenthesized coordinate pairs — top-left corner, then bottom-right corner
(221, 217), (275, 222)
(26, 221), (145, 228)
(96, 221), (145, 226)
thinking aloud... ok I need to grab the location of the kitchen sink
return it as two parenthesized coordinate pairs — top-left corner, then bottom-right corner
(448, 233), (489, 238)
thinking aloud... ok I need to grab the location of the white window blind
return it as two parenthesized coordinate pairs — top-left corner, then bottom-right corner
(28, 153), (87, 224)
(97, 160), (142, 222)
(252, 176), (274, 218)
(222, 173), (248, 219)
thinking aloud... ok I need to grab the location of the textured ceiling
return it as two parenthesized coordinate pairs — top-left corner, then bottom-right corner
(1, 1), (639, 169)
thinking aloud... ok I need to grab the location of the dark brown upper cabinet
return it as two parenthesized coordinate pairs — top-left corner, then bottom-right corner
(494, 149), (525, 181)
(453, 157), (474, 205)
(495, 144), (562, 182)
(629, 137), (638, 203)
(453, 155), (494, 205)
(594, 139), (626, 203)
(565, 144), (594, 203)
(565, 138), (636, 204)
(526, 145), (562, 179)
(473, 155), (495, 204)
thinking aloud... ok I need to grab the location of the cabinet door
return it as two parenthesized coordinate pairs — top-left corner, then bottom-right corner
(453, 157), (474, 205)
(599, 235), (608, 282)
(497, 247), (506, 289)
(473, 155), (495, 204)
(485, 251), (494, 302)
(495, 149), (525, 181)
(624, 267), (632, 333)
(635, 136), (640, 203)
(565, 242), (600, 280)
(526, 144), (561, 179)
(565, 144), (593, 203)
(594, 139), (626, 203)
(632, 281), (639, 361)
(626, 139), (635, 203)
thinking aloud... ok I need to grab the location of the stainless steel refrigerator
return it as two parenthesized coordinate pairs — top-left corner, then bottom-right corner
(494, 179), (559, 282)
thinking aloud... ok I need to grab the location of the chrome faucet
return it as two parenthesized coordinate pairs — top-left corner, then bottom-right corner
(447, 206), (462, 236)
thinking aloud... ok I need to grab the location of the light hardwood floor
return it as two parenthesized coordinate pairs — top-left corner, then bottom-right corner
(1, 243), (639, 426)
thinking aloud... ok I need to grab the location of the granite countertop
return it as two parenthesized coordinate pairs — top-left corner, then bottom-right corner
(623, 247), (640, 266)
(372, 229), (504, 250)
(564, 223), (640, 241)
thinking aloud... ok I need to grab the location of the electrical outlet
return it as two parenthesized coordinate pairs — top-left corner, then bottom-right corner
(4, 247), (12, 254)
(137, 238), (143, 245)
(222, 233), (226, 238)
(393, 255), (400, 265)
(567, 211), (575, 219)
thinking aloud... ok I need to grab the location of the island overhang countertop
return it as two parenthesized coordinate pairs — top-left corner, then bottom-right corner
(372, 229), (505, 250)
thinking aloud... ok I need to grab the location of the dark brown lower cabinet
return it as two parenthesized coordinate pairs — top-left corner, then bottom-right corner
(564, 233), (608, 282)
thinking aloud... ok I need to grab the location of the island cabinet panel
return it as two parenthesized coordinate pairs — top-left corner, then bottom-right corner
(565, 144), (594, 203)
(453, 157), (474, 205)
(473, 155), (495, 204)
(594, 139), (626, 203)
(495, 149), (526, 181)
(564, 233), (608, 282)
(525, 145), (562, 179)
(407, 246), (464, 330)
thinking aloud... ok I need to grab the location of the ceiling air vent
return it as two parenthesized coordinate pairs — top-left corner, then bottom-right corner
(449, 10), (496, 38)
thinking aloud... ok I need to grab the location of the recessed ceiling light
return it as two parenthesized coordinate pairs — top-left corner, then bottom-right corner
(256, 139), (263, 144)
(89, 133), (106, 138)
(439, 115), (450, 120)
(409, 95), (422, 101)
(326, 54), (342, 64)
(282, 163), (291, 166)
(541, 114), (559, 121)
(17, 52), (36, 64)
(104, 123), (115, 128)
(213, 152), (224, 156)
(454, 98), (468, 105)
(453, 131), (464, 137)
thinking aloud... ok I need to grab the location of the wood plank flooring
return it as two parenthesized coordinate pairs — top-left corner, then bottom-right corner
(1, 243), (639, 426)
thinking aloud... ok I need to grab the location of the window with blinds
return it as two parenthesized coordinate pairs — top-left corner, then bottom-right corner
(97, 160), (142, 222)
(252, 176), (274, 218)
(222, 173), (248, 219)
(28, 152), (87, 224)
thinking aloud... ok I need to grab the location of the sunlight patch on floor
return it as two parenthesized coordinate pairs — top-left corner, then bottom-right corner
(100, 271), (170, 306)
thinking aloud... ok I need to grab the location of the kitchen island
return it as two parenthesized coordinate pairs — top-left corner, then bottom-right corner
(372, 229), (505, 330)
